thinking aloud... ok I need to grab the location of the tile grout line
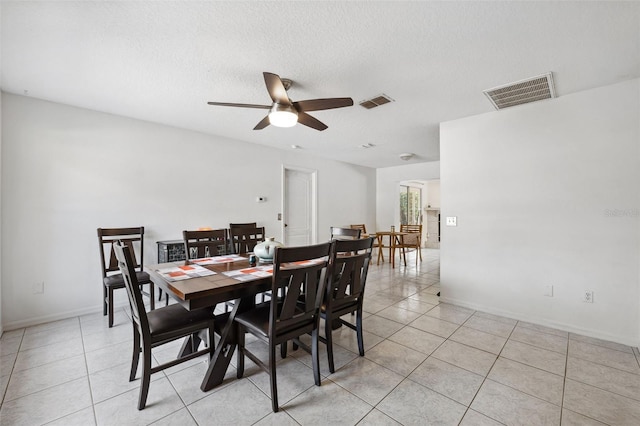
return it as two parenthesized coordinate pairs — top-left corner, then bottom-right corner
(559, 327), (570, 425)
(6, 251), (638, 426)
(25, 317), (92, 426)
(324, 286), (447, 425)
(79, 312), (100, 426)
(452, 313), (519, 425)
(0, 330), (24, 409)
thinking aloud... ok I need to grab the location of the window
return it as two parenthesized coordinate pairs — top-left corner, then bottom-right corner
(400, 185), (422, 225)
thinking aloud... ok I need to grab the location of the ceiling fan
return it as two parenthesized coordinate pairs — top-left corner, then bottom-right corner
(207, 72), (353, 131)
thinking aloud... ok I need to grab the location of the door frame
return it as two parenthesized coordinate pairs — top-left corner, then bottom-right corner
(281, 165), (318, 245)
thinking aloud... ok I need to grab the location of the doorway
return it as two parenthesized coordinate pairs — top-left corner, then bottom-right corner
(398, 179), (440, 249)
(282, 166), (317, 246)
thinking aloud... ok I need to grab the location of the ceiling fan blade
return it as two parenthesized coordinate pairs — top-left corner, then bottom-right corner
(263, 72), (291, 105)
(253, 116), (270, 130)
(207, 102), (271, 109)
(297, 112), (328, 131)
(293, 97), (354, 112)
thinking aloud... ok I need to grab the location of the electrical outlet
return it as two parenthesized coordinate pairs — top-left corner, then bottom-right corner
(583, 290), (594, 303)
(544, 285), (553, 297)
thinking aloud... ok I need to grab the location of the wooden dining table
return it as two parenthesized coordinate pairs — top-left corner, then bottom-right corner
(374, 230), (408, 268)
(147, 256), (272, 392)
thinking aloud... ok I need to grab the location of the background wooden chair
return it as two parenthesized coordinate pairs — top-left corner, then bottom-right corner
(228, 226), (267, 309)
(330, 226), (361, 240)
(399, 224), (423, 265)
(113, 241), (216, 410)
(321, 237), (374, 373)
(229, 226), (265, 254)
(349, 224), (368, 236)
(229, 222), (257, 229)
(234, 241), (334, 412)
(351, 223), (383, 259)
(98, 227), (155, 327)
(183, 229), (228, 259)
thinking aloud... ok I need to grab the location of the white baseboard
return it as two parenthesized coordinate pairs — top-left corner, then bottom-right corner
(440, 295), (640, 349)
(1, 301), (129, 331)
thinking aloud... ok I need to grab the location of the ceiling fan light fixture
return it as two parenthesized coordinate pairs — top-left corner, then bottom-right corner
(268, 104), (298, 127)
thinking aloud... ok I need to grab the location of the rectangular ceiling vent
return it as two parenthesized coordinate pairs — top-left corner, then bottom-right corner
(483, 72), (556, 110)
(359, 93), (394, 109)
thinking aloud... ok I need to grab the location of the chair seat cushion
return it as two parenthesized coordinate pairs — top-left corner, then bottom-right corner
(104, 271), (151, 287)
(235, 303), (271, 338)
(147, 303), (214, 336)
(235, 303), (310, 338)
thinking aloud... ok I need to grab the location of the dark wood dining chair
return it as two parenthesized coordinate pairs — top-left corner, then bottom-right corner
(229, 226), (265, 254)
(321, 237), (374, 373)
(228, 222), (258, 255)
(235, 241), (334, 412)
(183, 229), (228, 259)
(229, 222), (257, 229)
(330, 226), (361, 240)
(98, 227), (155, 327)
(113, 241), (216, 410)
(229, 226), (268, 309)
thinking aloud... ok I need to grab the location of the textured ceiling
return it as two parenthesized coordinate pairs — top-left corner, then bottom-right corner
(2, 1), (639, 168)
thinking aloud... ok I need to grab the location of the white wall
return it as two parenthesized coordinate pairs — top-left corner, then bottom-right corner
(426, 180), (440, 208)
(0, 93), (376, 329)
(441, 79), (640, 346)
(376, 162), (440, 231)
(0, 90), (3, 335)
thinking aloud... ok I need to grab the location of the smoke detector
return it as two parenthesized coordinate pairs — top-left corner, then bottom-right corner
(399, 153), (414, 161)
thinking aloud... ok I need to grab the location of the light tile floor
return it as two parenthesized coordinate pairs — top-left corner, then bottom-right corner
(2, 249), (640, 425)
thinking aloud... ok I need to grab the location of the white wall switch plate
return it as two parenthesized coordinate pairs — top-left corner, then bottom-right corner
(446, 216), (457, 226)
(583, 290), (594, 303)
(544, 285), (553, 297)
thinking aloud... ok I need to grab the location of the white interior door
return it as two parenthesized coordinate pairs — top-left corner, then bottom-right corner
(282, 167), (317, 246)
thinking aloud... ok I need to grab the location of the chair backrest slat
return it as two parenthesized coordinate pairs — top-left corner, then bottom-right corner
(350, 224), (367, 234)
(183, 229), (228, 259)
(113, 241), (150, 335)
(98, 227), (145, 277)
(270, 242), (334, 337)
(400, 224), (422, 244)
(330, 227), (361, 240)
(326, 237), (374, 312)
(229, 226), (265, 254)
(229, 222), (258, 229)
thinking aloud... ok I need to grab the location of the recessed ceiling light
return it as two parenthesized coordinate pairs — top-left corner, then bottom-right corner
(291, 144), (301, 149)
(399, 153), (414, 161)
(360, 143), (375, 149)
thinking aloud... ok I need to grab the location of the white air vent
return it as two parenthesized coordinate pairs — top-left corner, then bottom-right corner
(484, 72), (556, 110)
(359, 94), (394, 109)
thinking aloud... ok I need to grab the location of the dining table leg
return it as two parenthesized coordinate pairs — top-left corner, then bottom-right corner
(376, 235), (385, 265)
(177, 332), (204, 357)
(390, 236), (396, 268)
(200, 295), (254, 391)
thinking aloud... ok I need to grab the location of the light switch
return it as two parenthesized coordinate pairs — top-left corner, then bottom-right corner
(446, 216), (457, 226)
(544, 285), (553, 297)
